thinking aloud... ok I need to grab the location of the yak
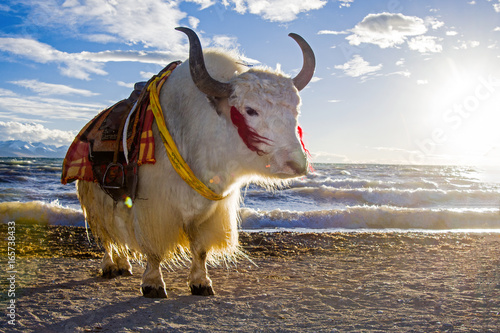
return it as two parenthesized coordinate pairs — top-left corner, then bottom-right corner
(75, 27), (315, 298)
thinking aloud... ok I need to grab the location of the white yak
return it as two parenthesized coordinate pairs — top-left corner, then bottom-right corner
(76, 27), (315, 298)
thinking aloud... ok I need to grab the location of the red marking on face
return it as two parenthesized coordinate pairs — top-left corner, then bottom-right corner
(230, 106), (271, 155)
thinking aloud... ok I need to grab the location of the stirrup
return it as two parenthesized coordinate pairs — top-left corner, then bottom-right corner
(102, 163), (125, 190)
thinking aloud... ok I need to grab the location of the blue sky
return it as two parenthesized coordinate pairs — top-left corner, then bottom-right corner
(0, 0), (499, 166)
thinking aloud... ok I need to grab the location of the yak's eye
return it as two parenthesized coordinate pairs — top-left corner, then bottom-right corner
(245, 107), (259, 117)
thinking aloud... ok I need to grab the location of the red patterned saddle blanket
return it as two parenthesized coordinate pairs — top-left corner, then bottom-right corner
(61, 61), (181, 203)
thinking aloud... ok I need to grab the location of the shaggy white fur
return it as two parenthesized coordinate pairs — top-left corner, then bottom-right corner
(76, 48), (309, 298)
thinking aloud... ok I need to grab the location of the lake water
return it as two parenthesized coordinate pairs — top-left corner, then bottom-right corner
(1, 158), (499, 231)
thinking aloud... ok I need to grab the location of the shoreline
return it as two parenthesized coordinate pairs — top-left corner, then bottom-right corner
(1, 225), (500, 332)
(2, 224), (500, 259)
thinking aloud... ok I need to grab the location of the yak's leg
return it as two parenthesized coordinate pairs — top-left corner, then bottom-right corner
(141, 257), (167, 298)
(101, 248), (132, 279)
(113, 253), (133, 276)
(101, 250), (115, 278)
(189, 243), (214, 296)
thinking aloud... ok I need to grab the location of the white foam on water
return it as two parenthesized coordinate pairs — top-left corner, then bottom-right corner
(0, 200), (84, 226)
(2, 159), (500, 231)
(239, 206), (500, 230)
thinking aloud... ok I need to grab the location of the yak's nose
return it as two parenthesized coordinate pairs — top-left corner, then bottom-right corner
(286, 150), (308, 176)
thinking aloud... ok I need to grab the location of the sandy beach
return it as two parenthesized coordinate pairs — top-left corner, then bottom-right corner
(2, 225), (500, 332)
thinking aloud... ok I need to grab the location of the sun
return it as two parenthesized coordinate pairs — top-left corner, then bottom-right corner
(422, 58), (500, 165)
(440, 90), (500, 165)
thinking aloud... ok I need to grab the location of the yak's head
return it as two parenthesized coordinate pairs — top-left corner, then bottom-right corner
(176, 27), (315, 179)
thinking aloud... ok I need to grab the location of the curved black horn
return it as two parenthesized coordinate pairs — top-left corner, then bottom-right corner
(288, 33), (316, 91)
(176, 27), (232, 98)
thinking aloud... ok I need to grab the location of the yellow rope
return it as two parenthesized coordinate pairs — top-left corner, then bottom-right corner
(148, 71), (227, 201)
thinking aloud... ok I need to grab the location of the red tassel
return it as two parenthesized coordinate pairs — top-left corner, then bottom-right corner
(230, 106), (271, 155)
(297, 126), (309, 156)
(297, 125), (314, 172)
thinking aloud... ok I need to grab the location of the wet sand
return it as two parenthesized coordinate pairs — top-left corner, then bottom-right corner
(1, 225), (500, 332)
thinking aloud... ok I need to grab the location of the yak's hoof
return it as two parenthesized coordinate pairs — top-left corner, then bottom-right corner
(142, 286), (167, 298)
(102, 268), (132, 279)
(190, 284), (215, 296)
(117, 269), (133, 277)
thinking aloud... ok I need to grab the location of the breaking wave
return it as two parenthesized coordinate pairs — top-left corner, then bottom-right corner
(0, 201), (84, 226)
(240, 206), (500, 230)
(287, 186), (500, 208)
(1, 159), (499, 231)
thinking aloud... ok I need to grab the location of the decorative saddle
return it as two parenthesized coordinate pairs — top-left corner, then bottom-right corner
(61, 61), (181, 203)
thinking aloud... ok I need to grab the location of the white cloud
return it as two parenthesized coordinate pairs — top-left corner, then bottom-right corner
(407, 35), (443, 53)
(0, 37), (107, 80)
(2, 0), (323, 83)
(318, 30), (348, 35)
(341, 12), (446, 54)
(346, 12), (428, 48)
(338, 0), (354, 8)
(140, 71), (156, 80)
(446, 31), (458, 36)
(0, 88), (17, 97)
(117, 81), (134, 89)
(494, 1), (500, 12)
(10, 79), (98, 97)
(310, 77), (323, 83)
(188, 16), (201, 29)
(372, 146), (411, 153)
(468, 40), (480, 48)
(62, 0), (79, 7)
(78, 50), (179, 64)
(425, 17), (444, 30)
(0, 121), (76, 146)
(0, 38), (183, 80)
(334, 55), (382, 78)
(23, 0), (188, 51)
(0, 88), (104, 122)
(328, 99), (341, 103)
(417, 79), (428, 85)
(395, 58), (405, 67)
(84, 34), (119, 44)
(186, 0), (216, 10)
(455, 40), (481, 49)
(388, 70), (411, 78)
(311, 151), (351, 163)
(223, 0), (327, 22)
(212, 35), (239, 49)
(0, 4), (11, 11)
(494, 27), (500, 32)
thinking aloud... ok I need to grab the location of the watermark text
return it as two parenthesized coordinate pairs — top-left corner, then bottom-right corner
(6, 221), (16, 326)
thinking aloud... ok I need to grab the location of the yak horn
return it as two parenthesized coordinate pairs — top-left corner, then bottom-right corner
(288, 33), (316, 91)
(176, 27), (232, 98)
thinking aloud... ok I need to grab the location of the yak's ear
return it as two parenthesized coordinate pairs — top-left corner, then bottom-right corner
(207, 96), (231, 117)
